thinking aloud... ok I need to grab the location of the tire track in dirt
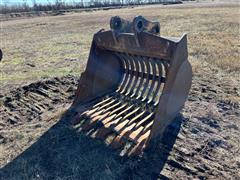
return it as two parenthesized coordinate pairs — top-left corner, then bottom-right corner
(0, 75), (78, 166)
(0, 75), (78, 126)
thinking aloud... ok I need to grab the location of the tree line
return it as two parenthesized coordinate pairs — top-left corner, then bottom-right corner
(0, 0), (187, 14)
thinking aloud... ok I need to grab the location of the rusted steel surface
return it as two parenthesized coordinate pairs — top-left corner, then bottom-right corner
(72, 16), (192, 156)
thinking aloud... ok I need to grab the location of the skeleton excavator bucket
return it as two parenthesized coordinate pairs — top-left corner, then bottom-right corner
(72, 16), (192, 156)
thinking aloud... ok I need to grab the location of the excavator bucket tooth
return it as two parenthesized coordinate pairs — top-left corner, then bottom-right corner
(72, 16), (192, 156)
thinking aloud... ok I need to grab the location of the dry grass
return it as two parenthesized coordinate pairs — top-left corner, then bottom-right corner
(0, 1), (239, 91)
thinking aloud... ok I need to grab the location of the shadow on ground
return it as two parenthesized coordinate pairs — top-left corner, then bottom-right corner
(0, 108), (183, 180)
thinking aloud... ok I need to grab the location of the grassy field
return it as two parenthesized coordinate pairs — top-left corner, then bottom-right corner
(0, 1), (239, 93)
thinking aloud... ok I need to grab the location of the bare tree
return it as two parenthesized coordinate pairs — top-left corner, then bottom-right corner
(0, 0), (182, 14)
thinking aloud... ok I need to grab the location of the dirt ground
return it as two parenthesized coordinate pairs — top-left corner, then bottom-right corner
(0, 67), (239, 179)
(0, 0), (239, 179)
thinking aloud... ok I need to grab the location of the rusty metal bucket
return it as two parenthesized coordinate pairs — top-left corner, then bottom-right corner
(72, 16), (192, 156)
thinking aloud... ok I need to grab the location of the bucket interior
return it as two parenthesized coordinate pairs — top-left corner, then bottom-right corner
(73, 50), (170, 156)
